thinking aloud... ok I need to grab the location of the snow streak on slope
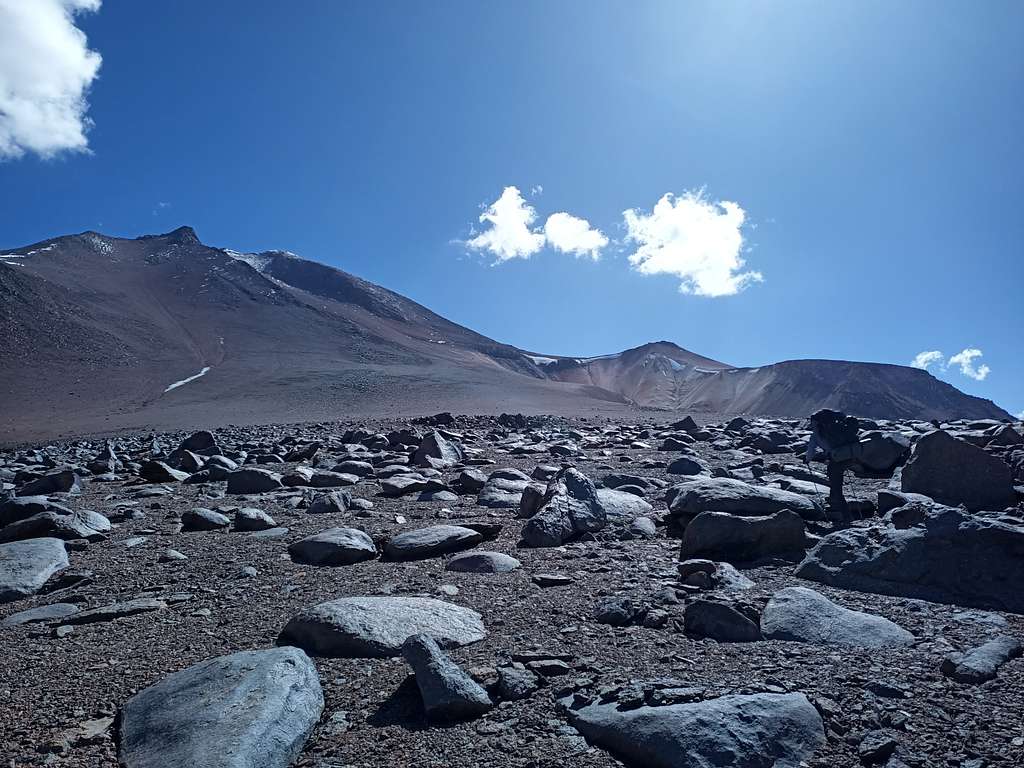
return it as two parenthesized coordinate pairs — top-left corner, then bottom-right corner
(164, 367), (211, 393)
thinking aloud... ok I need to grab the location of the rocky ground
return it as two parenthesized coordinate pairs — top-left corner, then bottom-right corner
(2, 413), (1023, 768)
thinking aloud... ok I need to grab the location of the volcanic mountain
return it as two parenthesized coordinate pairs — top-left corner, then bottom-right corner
(0, 227), (1009, 441)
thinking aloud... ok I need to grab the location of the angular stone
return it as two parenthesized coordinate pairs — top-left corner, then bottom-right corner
(941, 635), (1022, 684)
(16, 470), (81, 497)
(140, 461), (189, 483)
(307, 491), (350, 514)
(233, 508), (276, 532)
(476, 469), (531, 508)
(1, 601), (79, 627)
(684, 600), (762, 642)
(180, 508), (230, 531)
(64, 598), (167, 625)
(521, 468), (607, 548)
(402, 633), (492, 721)
(119, 647), (323, 768)
(278, 596), (486, 657)
(597, 488), (654, 520)
(761, 587), (914, 648)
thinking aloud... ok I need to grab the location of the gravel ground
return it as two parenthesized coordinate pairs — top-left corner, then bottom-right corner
(1, 416), (1022, 768)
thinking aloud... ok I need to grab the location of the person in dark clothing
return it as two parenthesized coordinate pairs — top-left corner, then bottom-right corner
(804, 408), (863, 525)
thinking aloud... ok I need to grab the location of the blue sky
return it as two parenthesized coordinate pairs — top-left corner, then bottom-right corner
(1, 1), (1021, 415)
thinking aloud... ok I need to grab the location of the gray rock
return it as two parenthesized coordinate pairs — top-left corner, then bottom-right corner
(288, 528), (377, 566)
(181, 508), (230, 531)
(594, 597), (635, 626)
(680, 509), (807, 562)
(761, 587), (914, 648)
(385, 525), (482, 560)
(876, 489), (933, 515)
(597, 488), (654, 520)
(233, 508), (277, 531)
(0, 495), (73, 526)
(457, 469), (487, 493)
(140, 461), (189, 483)
(901, 430), (1016, 510)
(0, 537), (69, 600)
(379, 474), (447, 498)
(309, 471), (358, 488)
(628, 516), (657, 538)
(402, 633), (492, 721)
(856, 431), (910, 475)
(562, 691), (825, 768)
(669, 477), (822, 523)
(413, 430), (464, 468)
(521, 468), (607, 548)
(1, 601), (79, 627)
(941, 635), (1022, 684)
(476, 468), (532, 508)
(795, 505), (1024, 613)
(444, 551), (521, 573)
(307, 491), (351, 515)
(678, 559), (755, 591)
(278, 596), (486, 657)
(496, 665), (541, 700)
(226, 468), (284, 495)
(119, 646), (323, 768)
(418, 489), (458, 503)
(65, 598), (167, 625)
(0, 509), (109, 543)
(666, 456), (708, 476)
(684, 600), (762, 642)
(16, 470), (81, 497)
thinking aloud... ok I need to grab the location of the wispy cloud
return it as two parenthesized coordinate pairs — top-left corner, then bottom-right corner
(948, 348), (991, 381)
(909, 348), (992, 381)
(0, 0), (103, 161)
(623, 191), (761, 297)
(543, 212), (608, 260)
(910, 350), (944, 370)
(152, 201), (171, 216)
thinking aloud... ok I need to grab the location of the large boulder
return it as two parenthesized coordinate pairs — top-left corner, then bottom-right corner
(278, 596), (486, 657)
(119, 647), (323, 768)
(684, 600), (762, 642)
(0, 509), (109, 543)
(288, 528), (377, 566)
(0, 496), (73, 527)
(855, 431), (911, 476)
(16, 470), (81, 497)
(941, 636), (1022, 684)
(900, 430), (1016, 510)
(476, 469), (531, 508)
(596, 488), (654, 520)
(562, 691), (824, 768)
(413, 430), (465, 468)
(668, 477), (822, 524)
(761, 587), (914, 648)
(384, 525), (483, 560)
(521, 468), (607, 548)
(795, 505), (1024, 613)
(679, 510), (807, 563)
(0, 538), (69, 603)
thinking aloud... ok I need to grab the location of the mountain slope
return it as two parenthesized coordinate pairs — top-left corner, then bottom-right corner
(0, 226), (1009, 441)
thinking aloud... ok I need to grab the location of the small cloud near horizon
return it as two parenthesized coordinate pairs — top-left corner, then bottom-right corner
(910, 348), (991, 381)
(0, 0), (103, 161)
(464, 185), (607, 263)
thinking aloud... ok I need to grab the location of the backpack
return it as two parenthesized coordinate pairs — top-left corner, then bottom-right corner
(812, 409), (860, 448)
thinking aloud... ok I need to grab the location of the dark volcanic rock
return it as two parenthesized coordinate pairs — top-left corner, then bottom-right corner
(402, 633), (493, 721)
(679, 509), (807, 562)
(562, 691), (825, 768)
(684, 600), (762, 642)
(941, 635), (1022, 684)
(119, 646), (323, 768)
(288, 527), (377, 566)
(900, 430), (1016, 510)
(384, 525), (483, 560)
(668, 477), (822, 523)
(795, 505), (1024, 613)
(521, 468), (607, 548)
(226, 468), (284, 494)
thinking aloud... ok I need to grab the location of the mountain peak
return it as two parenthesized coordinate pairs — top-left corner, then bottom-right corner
(138, 226), (200, 245)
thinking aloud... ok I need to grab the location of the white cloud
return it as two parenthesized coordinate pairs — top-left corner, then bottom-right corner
(910, 350), (944, 370)
(623, 190), (762, 297)
(531, 185), (543, 195)
(0, 0), (102, 160)
(466, 186), (546, 262)
(948, 348), (991, 381)
(543, 212), (608, 260)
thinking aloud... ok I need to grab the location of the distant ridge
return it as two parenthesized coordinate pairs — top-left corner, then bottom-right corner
(0, 226), (1009, 441)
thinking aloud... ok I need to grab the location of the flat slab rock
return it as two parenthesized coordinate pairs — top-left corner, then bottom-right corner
(563, 691), (825, 768)
(0, 537), (69, 603)
(384, 525), (483, 560)
(288, 527), (377, 566)
(278, 596), (486, 657)
(761, 586), (914, 648)
(669, 477), (822, 520)
(119, 646), (323, 768)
